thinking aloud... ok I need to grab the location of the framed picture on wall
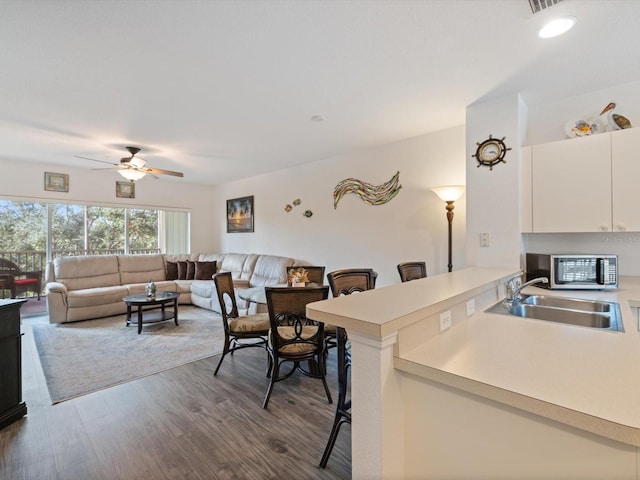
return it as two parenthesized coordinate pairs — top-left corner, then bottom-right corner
(227, 195), (254, 233)
(44, 172), (69, 192)
(116, 181), (135, 199)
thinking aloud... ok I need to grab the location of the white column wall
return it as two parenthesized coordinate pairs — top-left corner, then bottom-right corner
(466, 94), (526, 270)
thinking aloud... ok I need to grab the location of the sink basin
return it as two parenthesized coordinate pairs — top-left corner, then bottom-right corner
(509, 304), (612, 329)
(485, 295), (623, 332)
(521, 295), (610, 313)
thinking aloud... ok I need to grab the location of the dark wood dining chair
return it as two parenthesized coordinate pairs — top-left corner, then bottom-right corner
(262, 285), (332, 409)
(327, 268), (377, 297)
(0, 258), (42, 300)
(286, 266), (332, 350)
(212, 272), (271, 376)
(397, 261), (427, 282)
(286, 265), (326, 285)
(320, 268), (377, 468)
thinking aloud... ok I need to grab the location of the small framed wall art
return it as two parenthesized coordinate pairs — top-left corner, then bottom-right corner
(44, 172), (69, 192)
(116, 181), (135, 199)
(227, 195), (254, 233)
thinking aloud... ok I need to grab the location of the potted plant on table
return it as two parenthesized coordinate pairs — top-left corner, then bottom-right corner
(288, 267), (309, 287)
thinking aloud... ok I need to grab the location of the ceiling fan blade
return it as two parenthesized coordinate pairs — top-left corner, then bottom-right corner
(76, 148), (183, 181)
(75, 155), (118, 166)
(145, 167), (184, 178)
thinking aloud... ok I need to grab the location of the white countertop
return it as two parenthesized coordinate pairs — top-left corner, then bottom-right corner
(396, 275), (640, 446)
(307, 266), (517, 337)
(307, 268), (640, 446)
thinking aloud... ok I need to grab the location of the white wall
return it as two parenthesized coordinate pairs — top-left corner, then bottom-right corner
(0, 158), (216, 253)
(465, 94), (526, 271)
(212, 126), (466, 287)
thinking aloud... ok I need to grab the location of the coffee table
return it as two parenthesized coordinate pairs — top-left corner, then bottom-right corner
(123, 291), (180, 334)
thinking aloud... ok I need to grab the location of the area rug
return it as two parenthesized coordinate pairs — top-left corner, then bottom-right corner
(32, 306), (224, 404)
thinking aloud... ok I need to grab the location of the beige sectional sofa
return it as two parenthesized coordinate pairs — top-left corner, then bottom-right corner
(45, 252), (295, 324)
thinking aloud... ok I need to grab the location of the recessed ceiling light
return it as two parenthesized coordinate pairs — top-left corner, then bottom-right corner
(310, 115), (325, 122)
(538, 16), (576, 38)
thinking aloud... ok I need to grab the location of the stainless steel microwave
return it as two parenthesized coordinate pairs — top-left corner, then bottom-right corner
(525, 253), (618, 290)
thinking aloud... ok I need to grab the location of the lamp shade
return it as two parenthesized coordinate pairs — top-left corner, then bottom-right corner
(118, 169), (146, 182)
(431, 185), (465, 202)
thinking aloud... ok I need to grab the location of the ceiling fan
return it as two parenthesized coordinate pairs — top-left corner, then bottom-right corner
(75, 146), (184, 181)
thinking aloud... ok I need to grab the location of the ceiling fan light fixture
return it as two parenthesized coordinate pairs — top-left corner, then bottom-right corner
(129, 157), (147, 169)
(118, 169), (146, 182)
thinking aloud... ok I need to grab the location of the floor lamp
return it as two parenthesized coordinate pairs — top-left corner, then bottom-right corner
(431, 185), (465, 273)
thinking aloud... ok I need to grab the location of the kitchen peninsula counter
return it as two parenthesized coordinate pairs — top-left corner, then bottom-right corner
(397, 275), (640, 446)
(307, 267), (640, 479)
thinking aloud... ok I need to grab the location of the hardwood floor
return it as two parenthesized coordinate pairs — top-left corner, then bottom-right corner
(0, 315), (351, 479)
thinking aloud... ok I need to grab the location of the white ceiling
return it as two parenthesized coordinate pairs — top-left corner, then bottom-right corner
(1, 0), (639, 186)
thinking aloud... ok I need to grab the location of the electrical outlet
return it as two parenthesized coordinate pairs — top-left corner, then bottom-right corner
(439, 310), (452, 332)
(480, 232), (491, 247)
(466, 299), (475, 317)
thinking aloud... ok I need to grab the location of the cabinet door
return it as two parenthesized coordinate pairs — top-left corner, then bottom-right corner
(532, 134), (611, 232)
(612, 128), (640, 232)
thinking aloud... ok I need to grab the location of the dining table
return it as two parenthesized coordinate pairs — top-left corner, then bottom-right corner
(238, 283), (321, 305)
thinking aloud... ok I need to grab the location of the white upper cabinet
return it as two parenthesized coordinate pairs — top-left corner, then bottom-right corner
(531, 134), (611, 232)
(612, 128), (640, 232)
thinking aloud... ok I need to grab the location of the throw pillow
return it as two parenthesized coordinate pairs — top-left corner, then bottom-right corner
(166, 261), (178, 281)
(195, 261), (217, 280)
(177, 261), (188, 280)
(186, 260), (196, 280)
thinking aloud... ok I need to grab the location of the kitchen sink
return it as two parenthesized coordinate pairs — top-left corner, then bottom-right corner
(485, 295), (623, 332)
(521, 295), (611, 313)
(509, 304), (612, 328)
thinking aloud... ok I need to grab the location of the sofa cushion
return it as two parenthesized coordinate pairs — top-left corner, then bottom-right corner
(197, 253), (225, 263)
(249, 254), (294, 286)
(173, 280), (193, 294)
(118, 254), (166, 285)
(177, 261), (196, 280)
(195, 261), (217, 280)
(187, 261), (195, 279)
(218, 253), (258, 281)
(164, 253), (199, 262)
(66, 285), (129, 308)
(166, 261), (178, 280)
(54, 255), (121, 291)
(190, 280), (215, 299)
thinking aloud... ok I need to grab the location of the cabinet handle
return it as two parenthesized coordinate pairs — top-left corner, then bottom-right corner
(616, 224), (627, 232)
(600, 225), (610, 232)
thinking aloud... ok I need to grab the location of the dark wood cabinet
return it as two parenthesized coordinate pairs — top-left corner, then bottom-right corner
(0, 299), (27, 430)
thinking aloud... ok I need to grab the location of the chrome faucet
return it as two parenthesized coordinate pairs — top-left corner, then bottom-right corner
(505, 276), (549, 305)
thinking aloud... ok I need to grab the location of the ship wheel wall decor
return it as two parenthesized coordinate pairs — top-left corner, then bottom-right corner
(472, 135), (511, 170)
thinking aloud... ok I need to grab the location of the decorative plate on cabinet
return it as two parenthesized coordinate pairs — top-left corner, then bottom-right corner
(564, 119), (601, 138)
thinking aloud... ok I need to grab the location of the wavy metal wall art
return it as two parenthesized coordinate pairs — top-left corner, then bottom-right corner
(333, 171), (402, 209)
